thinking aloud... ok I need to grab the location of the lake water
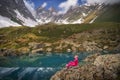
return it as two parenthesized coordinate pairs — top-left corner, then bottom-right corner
(0, 52), (89, 80)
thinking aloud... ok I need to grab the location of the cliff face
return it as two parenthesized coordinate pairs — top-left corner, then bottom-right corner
(0, 0), (37, 27)
(50, 54), (120, 80)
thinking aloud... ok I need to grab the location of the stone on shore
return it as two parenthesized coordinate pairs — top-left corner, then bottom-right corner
(51, 54), (120, 80)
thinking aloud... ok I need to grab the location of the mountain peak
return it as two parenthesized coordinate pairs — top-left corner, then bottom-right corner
(0, 1), (120, 27)
(48, 7), (56, 12)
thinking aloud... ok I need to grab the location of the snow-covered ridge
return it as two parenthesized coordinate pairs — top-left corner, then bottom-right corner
(14, 10), (38, 27)
(0, 15), (20, 28)
(0, 0), (103, 27)
(0, 0), (38, 27)
(36, 3), (103, 25)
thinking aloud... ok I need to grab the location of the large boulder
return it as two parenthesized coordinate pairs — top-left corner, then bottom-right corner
(28, 42), (45, 49)
(31, 48), (44, 54)
(94, 54), (120, 80)
(18, 47), (29, 54)
(84, 53), (101, 63)
(82, 41), (102, 52)
(51, 54), (120, 80)
(0, 48), (21, 56)
(46, 47), (52, 52)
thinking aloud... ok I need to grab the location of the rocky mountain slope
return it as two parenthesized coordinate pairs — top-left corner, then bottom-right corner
(36, 4), (104, 24)
(95, 3), (120, 23)
(0, 0), (37, 27)
(0, 0), (120, 27)
(36, 6), (58, 24)
(36, 3), (120, 24)
(0, 23), (120, 56)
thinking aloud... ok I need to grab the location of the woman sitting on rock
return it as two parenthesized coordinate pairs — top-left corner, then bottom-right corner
(66, 55), (79, 69)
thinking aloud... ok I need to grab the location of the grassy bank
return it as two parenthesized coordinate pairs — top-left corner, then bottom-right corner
(0, 22), (120, 53)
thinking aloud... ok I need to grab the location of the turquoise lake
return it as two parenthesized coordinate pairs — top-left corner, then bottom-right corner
(0, 52), (89, 80)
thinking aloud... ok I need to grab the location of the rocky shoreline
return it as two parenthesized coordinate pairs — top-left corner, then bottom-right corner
(20, 28), (120, 54)
(0, 45), (119, 57)
(0, 26), (120, 56)
(50, 53), (120, 80)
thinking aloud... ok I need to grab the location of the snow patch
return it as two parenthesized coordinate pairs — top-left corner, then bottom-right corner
(14, 10), (38, 27)
(89, 16), (98, 23)
(23, 0), (36, 18)
(37, 18), (51, 25)
(72, 18), (83, 24)
(84, 3), (91, 6)
(82, 13), (87, 17)
(0, 15), (20, 28)
(52, 12), (57, 16)
(98, 4), (103, 10)
(56, 18), (69, 24)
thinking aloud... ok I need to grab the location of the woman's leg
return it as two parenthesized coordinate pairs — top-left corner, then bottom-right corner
(66, 61), (75, 68)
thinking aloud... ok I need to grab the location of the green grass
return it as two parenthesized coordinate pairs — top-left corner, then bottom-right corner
(0, 22), (120, 50)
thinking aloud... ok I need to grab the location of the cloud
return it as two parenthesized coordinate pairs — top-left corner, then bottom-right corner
(58, 0), (78, 14)
(23, 0), (36, 18)
(41, 2), (47, 8)
(87, 0), (120, 4)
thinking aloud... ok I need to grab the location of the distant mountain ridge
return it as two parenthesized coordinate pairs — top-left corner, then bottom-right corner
(36, 3), (103, 24)
(0, 0), (120, 27)
(0, 0), (37, 27)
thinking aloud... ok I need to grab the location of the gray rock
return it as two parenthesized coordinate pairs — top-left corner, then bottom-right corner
(84, 53), (101, 63)
(51, 54), (120, 80)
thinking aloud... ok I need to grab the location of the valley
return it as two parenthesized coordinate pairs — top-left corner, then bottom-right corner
(0, 0), (120, 80)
